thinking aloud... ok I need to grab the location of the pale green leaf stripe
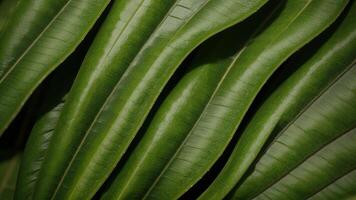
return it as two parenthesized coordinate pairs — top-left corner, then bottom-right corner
(232, 63), (356, 199)
(0, 0), (110, 135)
(34, 1), (268, 199)
(141, 0), (348, 199)
(201, 2), (356, 198)
(308, 169), (356, 200)
(101, 1), (280, 199)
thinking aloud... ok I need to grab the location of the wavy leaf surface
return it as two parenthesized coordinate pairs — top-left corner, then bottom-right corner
(201, 2), (356, 198)
(134, 1), (347, 199)
(0, 0), (111, 135)
(231, 62), (356, 199)
(101, 1), (280, 199)
(35, 1), (268, 199)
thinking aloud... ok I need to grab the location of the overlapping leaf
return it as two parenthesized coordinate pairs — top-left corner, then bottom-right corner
(201, 2), (356, 198)
(101, 1), (281, 199)
(231, 63), (356, 199)
(0, 0), (111, 135)
(107, 1), (346, 199)
(34, 0), (268, 199)
(308, 169), (356, 200)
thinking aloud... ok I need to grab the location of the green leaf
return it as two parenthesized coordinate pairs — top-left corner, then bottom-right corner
(201, 2), (356, 199)
(230, 63), (356, 199)
(15, 100), (64, 200)
(251, 127), (356, 200)
(14, 36), (88, 200)
(34, 0), (268, 199)
(134, 1), (346, 199)
(0, 0), (20, 35)
(308, 169), (356, 200)
(101, 1), (282, 199)
(0, 0), (111, 136)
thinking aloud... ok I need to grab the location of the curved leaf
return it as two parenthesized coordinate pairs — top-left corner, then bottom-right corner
(0, 0), (111, 135)
(201, 2), (356, 199)
(14, 31), (91, 200)
(231, 63), (356, 199)
(308, 169), (356, 200)
(101, 1), (282, 199)
(137, 1), (347, 199)
(15, 85), (71, 200)
(252, 127), (356, 200)
(34, 0), (268, 199)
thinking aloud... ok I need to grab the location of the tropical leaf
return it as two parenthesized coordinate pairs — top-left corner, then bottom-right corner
(230, 62), (356, 199)
(251, 127), (356, 200)
(200, 2), (356, 199)
(101, 1), (282, 199)
(0, 0), (111, 135)
(308, 169), (356, 200)
(118, 1), (347, 199)
(13, 28), (93, 200)
(0, 0), (353, 199)
(33, 1), (269, 199)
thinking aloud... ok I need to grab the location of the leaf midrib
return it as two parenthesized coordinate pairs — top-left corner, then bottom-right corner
(0, 0), (73, 84)
(306, 168), (356, 199)
(49, 0), (152, 198)
(248, 62), (356, 200)
(66, 1), (214, 198)
(142, 1), (313, 198)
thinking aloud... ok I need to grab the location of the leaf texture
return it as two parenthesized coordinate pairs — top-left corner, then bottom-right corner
(231, 62), (356, 199)
(200, 2), (356, 198)
(0, 0), (20, 35)
(252, 128), (356, 200)
(0, 0), (111, 135)
(308, 169), (356, 200)
(34, 0), (268, 199)
(101, 1), (280, 199)
(135, 0), (348, 199)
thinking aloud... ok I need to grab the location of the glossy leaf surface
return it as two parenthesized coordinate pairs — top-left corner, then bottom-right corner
(35, 1), (268, 199)
(0, 0), (110, 135)
(231, 63), (356, 199)
(201, 2), (356, 198)
(101, 2), (279, 198)
(132, 0), (347, 199)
